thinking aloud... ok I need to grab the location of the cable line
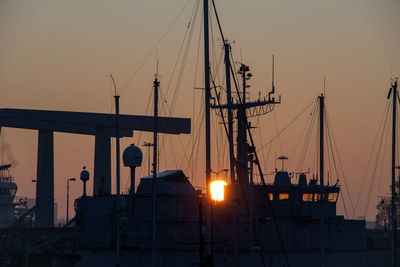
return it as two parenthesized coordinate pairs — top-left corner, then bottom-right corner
(120, 0), (195, 95)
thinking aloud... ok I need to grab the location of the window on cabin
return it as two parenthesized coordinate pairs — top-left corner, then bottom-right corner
(327, 192), (338, 202)
(268, 193), (273, 201)
(302, 193), (313, 202)
(314, 193), (320, 201)
(278, 193), (289, 200)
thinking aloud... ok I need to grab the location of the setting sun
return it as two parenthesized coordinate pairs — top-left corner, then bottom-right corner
(210, 180), (227, 202)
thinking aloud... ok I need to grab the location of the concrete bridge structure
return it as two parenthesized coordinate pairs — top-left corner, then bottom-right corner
(0, 108), (191, 227)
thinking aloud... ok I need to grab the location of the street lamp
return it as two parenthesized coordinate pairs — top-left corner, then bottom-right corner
(66, 177), (76, 224)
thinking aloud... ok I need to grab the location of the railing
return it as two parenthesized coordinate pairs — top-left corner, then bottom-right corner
(0, 175), (14, 183)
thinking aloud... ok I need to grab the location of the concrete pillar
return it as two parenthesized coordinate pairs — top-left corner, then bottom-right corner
(35, 129), (54, 227)
(94, 127), (111, 196)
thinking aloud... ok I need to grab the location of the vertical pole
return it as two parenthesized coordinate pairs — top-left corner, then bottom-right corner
(392, 79), (397, 267)
(237, 66), (248, 184)
(148, 145), (151, 176)
(152, 76), (159, 266)
(130, 167), (135, 196)
(66, 180), (69, 223)
(319, 94), (325, 267)
(249, 154), (254, 250)
(83, 181), (87, 197)
(319, 94), (324, 188)
(203, 0), (212, 259)
(114, 95), (121, 267)
(224, 43), (235, 183)
(198, 194), (204, 264)
(94, 128), (111, 196)
(35, 129), (54, 227)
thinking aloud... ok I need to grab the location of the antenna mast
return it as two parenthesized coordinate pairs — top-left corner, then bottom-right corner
(318, 93), (325, 267)
(224, 43), (235, 183)
(152, 71), (159, 267)
(390, 78), (398, 267)
(203, 0), (212, 261)
(110, 74), (121, 267)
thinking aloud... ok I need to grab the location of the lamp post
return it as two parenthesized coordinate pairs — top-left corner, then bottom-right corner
(66, 178), (76, 223)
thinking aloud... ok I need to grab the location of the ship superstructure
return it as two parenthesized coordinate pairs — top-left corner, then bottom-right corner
(0, 164), (17, 228)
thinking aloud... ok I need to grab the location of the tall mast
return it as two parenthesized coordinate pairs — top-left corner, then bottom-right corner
(319, 94), (324, 188)
(390, 78), (398, 267)
(110, 74), (121, 267)
(237, 64), (250, 184)
(152, 73), (159, 266)
(203, 0), (212, 258)
(318, 93), (325, 267)
(224, 43), (235, 183)
(203, 0), (211, 189)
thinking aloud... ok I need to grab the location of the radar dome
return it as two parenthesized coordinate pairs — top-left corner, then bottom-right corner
(80, 167), (90, 182)
(123, 144), (143, 167)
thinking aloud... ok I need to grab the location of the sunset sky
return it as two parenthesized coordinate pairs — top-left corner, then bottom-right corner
(1, 0), (399, 222)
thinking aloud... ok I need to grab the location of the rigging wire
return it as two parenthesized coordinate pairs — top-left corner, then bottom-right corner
(179, 12), (204, 181)
(297, 100), (318, 172)
(340, 188), (350, 218)
(164, 0), (200, 113)
(358, 100), (391, 217)
(355, 100), (391, 211)
(158, 0), (200, 167)
(184, 103), (204, 176)
(134, 86), (154, 181)
(119, 0), (195, 95)
(258, 100), (315, 152)
(287, 101), (316, 172)
(189, 14), (203, 181)
(363, 103), (391, 217)
(375, 122), (390, 204)
(272, 111), (285, 156)
(325, 108), (357, 218)
(325, 107), (355, 218)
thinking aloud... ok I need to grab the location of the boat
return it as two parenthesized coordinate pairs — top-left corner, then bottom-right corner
(0, 1), (397, 267)
(73, 1), (394, 266)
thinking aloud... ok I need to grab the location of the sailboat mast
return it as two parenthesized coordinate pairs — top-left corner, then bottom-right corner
(391, 79), (398, 267)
